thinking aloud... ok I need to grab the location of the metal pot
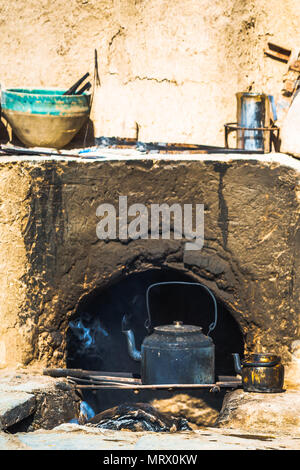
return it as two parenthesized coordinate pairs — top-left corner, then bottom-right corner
(233, 352), (284, 393)
(122, 281), (218, 385)
(236, 92), (271, 151)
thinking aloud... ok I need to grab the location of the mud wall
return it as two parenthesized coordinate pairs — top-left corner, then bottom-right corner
(0, 154), (299, 372)
(1, 0), (300, 144)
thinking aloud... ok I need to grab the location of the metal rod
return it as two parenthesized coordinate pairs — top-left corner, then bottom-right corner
(224, 122), (280, 152)
(72, 381), (240, 390)
(225, 123), (279, 131)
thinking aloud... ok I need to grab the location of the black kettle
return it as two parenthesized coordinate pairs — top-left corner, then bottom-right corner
(122, 281), (218, 385)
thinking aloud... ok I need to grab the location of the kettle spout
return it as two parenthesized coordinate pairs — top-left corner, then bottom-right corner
(122, 315), (142, 362)
(232, 353), (242, 375)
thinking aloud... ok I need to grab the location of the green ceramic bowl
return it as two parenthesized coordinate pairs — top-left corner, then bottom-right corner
(1, 88), (91, 149)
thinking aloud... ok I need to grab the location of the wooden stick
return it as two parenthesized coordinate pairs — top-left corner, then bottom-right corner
(75, 82), (91, 95)
(67, 376), (141, 386)
(94, 49), (101, 87)
(63, 72), (90, 95)
(88, 376), (141, 384)
(43, 368), (135, 379)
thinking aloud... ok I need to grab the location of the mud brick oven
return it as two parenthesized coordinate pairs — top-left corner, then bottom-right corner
(0, 152), (298, 387)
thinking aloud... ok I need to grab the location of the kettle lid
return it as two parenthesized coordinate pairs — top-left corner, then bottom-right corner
(154, 321), (203, 335)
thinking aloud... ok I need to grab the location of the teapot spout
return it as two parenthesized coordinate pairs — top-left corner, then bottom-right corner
(122, 315), (142, 362)
(232, 353), (242, 375)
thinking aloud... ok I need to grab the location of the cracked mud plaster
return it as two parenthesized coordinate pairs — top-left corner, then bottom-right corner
(2, 0), (300, 143)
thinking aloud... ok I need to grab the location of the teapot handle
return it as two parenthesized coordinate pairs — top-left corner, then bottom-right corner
(145, 281), (218, 336)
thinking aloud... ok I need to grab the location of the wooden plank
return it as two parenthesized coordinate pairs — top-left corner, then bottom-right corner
(267, 42), (291, 55)
(264, 42), (291, 63)
(264, 50), (290, 62)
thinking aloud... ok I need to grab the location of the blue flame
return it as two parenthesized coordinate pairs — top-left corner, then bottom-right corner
(79, 400), (95, 421)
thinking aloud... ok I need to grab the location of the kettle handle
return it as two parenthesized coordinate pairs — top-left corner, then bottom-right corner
(145, 281), (218, 336)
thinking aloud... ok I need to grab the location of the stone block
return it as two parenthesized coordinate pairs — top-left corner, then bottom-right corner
(215, 389), (300, 436)
(0, 391), (36, 430)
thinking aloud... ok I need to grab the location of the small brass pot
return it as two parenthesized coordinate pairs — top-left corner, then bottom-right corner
(233, 353), (284, 393)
